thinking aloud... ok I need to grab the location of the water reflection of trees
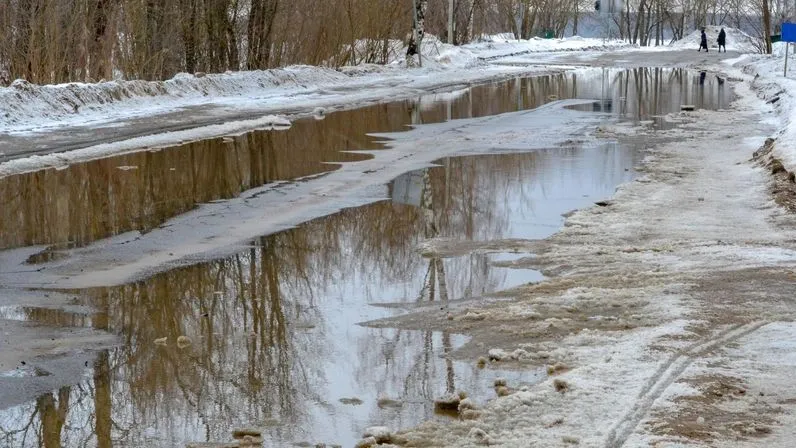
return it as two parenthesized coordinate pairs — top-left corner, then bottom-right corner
(2, 149), (554, 445)
(0, 68), (714, 256)
(576, 67), (728, 118)
(0, 100), (411, 252)
(0, 138), (642, 446)
(0, 352), (111, 448)
(0, 73), (580, 254)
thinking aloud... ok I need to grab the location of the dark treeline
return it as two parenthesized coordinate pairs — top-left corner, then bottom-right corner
(0, 0), (773, 85)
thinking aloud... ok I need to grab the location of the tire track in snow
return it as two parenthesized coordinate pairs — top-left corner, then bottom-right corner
(605, 320), (769, 448)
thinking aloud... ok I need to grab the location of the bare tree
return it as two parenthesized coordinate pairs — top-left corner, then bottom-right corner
(407, 0), (429, 66)
(762, 0), (773, 53)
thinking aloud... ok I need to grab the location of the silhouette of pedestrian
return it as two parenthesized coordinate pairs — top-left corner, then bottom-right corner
(699, 28), (709, 52)
(717, 28), (727, 52)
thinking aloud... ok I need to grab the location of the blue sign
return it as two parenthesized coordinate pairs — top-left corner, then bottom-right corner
(783, 23), (796, 43)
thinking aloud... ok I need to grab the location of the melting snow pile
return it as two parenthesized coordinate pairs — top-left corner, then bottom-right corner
(0, 66), (347, 132)
(387, 35), (481, 68)
(736, 41), (796, 173)
(671, 26), (760, 53)
(334, 35), (483, 73)
(340, 33), (636, 71)
(465, 34), (636, 60)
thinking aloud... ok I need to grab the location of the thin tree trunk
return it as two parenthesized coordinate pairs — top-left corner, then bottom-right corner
(633, 0), (646, 44)
(89, 0), (113, 81)
(655, 2), (661, 45)
(407, 0), (428, 66)
(227, 5), (239, 70)
(466, 0), (478, 42)
(247, 0), (279, 69)
(573, 0), (579, 35)
(521, 0), (532, 39)
(182, 0), (197, 72)
(763, 0), (773, 54)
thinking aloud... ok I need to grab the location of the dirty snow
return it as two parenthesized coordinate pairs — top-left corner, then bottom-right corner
(463, 35), (636, 60)
(732, 42), (796, 175)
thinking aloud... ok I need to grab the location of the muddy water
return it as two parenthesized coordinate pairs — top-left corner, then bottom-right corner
(0, 145), (637, 447)
(0, 68), (726, 254)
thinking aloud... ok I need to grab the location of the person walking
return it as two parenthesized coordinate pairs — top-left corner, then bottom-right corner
(699, 28), (709, 52)
(717, 28), (727, 52)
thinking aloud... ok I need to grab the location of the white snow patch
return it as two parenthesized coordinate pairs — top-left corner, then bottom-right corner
(464, 35), (636, 60)
(736, 41), (796, 174)
(0, 67), (336, 134)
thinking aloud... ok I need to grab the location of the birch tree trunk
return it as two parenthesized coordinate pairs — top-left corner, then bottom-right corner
(467, 0), (477, 42)
(407, 0), (428, 67)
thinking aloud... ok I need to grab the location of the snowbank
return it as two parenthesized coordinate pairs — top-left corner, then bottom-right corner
(465, 35), (636, 60)
(0, 66), (346, 133)
(349, 34), (635, 68)
(736, 41), (796, 173)
(332, 35), (481, 69)
(403, 35), (483, 68)
(671, 26), (760, 53)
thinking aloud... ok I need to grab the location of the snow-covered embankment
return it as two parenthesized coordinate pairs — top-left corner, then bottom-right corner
(736, 43), (796, 189)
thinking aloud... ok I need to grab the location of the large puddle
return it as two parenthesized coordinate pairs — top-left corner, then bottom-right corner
(0, 67), (726, 447)
(0, 68), (727, 254)
(0, 147), (637, 447)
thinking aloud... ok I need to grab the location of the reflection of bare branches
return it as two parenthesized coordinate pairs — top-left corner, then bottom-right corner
(6, 138), (644, 445)
(0, 405), (39, 447)
(35, 386), (69, 448)
(94, 352), (112, 448)
(442, 333), (455, 394)
(0, 99), (412, 251)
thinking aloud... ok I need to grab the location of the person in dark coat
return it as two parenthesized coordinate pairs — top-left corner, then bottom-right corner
(699, 28), (709, 52)
(717, 28), (727, 52)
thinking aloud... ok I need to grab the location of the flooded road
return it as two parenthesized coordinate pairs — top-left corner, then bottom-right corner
(0, 147), (638, 447)
(0, 68), (727, 253)
(0, 67), (728, 447)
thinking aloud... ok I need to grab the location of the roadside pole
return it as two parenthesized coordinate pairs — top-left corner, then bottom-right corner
(786, 43), (790, 77)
